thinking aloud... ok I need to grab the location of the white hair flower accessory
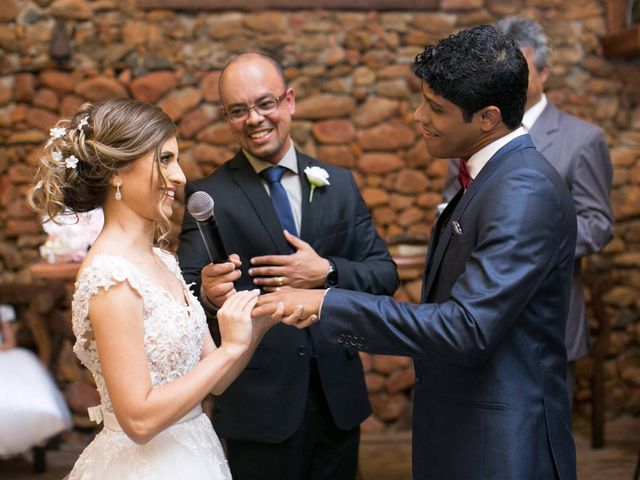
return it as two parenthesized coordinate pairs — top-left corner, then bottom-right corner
(49, 127), (67, 139)
(65, 155), (79, 169)
(52, 150), (63, 163)
(46, 127), (68, 147)
(304, 166), (330, 202)
(77, 115), (89, 132)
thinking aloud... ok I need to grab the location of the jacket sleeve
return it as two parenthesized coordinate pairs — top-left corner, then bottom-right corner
(571, 128), (614, 257)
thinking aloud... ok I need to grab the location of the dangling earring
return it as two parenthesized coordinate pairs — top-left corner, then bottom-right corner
(115, 183), (122, 201)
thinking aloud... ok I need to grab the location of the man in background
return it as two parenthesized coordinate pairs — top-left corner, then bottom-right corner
(442, 17), (614, 400)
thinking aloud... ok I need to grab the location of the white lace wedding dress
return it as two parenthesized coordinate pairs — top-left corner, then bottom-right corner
(67, 249), (231, 479)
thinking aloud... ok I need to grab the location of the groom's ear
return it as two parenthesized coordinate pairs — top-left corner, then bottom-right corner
(478, 106), (502, 132)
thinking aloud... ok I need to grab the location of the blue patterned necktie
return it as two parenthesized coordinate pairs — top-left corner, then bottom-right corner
(260, 166), (298, 237)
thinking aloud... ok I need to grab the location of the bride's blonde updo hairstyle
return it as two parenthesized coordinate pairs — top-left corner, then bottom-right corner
(28, 98), (178, 242)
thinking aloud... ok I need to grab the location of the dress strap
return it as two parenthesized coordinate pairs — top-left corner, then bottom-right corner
(87, 404), (203, 432)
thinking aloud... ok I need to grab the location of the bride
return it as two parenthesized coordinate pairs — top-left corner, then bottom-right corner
(28, 98), (307, 479)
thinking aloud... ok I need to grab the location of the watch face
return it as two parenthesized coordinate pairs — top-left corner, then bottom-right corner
(327, 270), (338, 286)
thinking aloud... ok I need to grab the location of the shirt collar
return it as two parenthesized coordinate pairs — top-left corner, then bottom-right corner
(466, 127), (527, 179)
(244, 142), (298, 175)
(521, 94), (547, 132)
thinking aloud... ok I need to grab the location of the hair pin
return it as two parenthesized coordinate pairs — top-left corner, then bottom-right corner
(65, 155), (79, 169)
(77, 116), (89, 132)
(46, 127), (67, 148)
(50, 127), (67, 139)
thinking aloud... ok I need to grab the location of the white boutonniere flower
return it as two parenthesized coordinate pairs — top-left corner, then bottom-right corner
(304, 166), (330, 202)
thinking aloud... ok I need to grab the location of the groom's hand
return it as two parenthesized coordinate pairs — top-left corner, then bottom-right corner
(249, 230), (330, 291)
(253, 288), (326, 328)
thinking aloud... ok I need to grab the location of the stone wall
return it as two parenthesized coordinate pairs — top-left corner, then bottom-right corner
(1, 0), (639, 431)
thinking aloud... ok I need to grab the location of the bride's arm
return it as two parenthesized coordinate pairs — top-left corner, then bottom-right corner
(199, 330), (259, 396)
(200, 298), (302, 395)
(90, 284), (267, 445)
(199, 332), (256, 395)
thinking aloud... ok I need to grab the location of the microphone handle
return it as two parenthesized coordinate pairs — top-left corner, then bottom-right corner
(196, 217), (229, 264)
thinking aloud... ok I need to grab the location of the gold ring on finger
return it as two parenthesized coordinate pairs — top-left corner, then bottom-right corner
(278, 276), (284, 286)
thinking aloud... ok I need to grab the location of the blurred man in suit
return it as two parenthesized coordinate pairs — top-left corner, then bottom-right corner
(256, 26), (577, 479)
(177, 53), (398, 480)
(442, 17), (614, 400)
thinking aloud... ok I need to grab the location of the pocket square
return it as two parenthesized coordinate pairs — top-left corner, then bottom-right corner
(451, 221), (463, 236)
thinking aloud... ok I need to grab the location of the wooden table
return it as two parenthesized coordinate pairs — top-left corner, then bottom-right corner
(30, 262), (80, 280)
(0, 262), (82, 366)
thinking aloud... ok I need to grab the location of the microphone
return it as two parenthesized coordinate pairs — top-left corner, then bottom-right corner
(186, 191), (229, 264)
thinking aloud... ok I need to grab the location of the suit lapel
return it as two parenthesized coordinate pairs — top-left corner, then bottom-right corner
(421, 188), (463, 301)
(297, 152), (317, 244)
(529, 103), (560, 155)
(422, 135), (536, 301)
(228, 152), (290, 253)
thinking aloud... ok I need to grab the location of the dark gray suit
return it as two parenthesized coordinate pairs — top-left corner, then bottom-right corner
(443, 102), (614, 361)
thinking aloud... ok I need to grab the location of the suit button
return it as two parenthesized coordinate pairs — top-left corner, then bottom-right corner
(297, 345), (306, 356)
(337, 334), (345, 344)
(415, 375), (423, 384)
(350, 337), (358, 346)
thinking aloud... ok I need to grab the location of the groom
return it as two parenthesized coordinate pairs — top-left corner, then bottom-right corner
(256, 26), (577, 480)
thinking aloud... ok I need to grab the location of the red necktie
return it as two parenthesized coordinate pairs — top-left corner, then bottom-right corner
(458, 158), (472, 190)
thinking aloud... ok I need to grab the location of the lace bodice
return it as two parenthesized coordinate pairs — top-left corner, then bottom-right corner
(71, 248), (207, 413)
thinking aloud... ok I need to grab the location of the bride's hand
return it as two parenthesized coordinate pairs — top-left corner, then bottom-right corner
(217, 289), (260, 352)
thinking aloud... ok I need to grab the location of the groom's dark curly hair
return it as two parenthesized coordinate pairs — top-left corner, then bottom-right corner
(413, 25), (528, 130)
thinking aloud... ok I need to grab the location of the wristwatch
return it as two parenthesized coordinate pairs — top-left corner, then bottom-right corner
(325, 259), (338, 287)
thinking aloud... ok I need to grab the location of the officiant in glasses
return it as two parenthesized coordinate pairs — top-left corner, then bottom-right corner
(178, 52), (399, 480)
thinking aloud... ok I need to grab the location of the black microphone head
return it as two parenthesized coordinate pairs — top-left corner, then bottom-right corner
(187, 191), (215, 222)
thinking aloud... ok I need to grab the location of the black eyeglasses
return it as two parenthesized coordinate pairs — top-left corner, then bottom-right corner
(223, 91), (288, 123)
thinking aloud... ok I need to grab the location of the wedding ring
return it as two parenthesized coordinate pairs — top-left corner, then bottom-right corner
(277, 276), (284, 286)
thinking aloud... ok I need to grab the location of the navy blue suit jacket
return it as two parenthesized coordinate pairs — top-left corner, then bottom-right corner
(178, 150), (398, 442)
(315, 136), (577, 479)
(443, 104), (614, 361)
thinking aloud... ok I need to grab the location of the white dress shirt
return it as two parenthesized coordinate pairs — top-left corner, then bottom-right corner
(466, 127), (527, 180)
(521, 94), (548, 132)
